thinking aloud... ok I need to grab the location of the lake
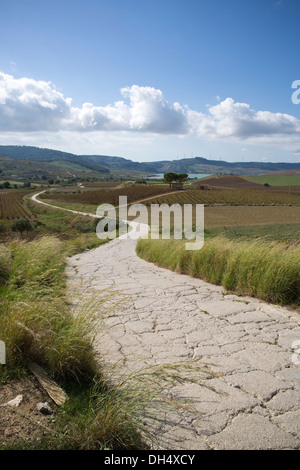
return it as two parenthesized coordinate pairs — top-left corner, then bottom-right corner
(147, 173), (211, 180)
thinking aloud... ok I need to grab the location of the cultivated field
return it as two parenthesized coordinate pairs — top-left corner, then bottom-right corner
(244, 170), (300, 187)
(204, 205), (300, 228)
(82, 181), (123, 189)
(40, 184), (172, 206)
(0, 190), (33, 220)
(38, 182), (300, 231)
(197, 174), (300, 193)
(143, 188), (300, 206)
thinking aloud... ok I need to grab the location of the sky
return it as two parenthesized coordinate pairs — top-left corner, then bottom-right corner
(0, 0), (300, 163)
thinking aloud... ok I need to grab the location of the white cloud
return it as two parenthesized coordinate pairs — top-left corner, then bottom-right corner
(0, 71), (300, 145)
(190, 98), (300, 139)
(0, 72), (71, 131)
(120, 85), (188, 134)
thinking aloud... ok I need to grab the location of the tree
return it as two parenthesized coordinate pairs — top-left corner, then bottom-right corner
(3, 181), (11, 189)
(163, 172), (177, 188)
(175, 173), (188, 183)
(11, 218), (35, 237)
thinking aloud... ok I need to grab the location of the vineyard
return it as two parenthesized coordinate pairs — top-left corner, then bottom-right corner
(143, 188), (300, 206)
(83, 181), (122, 188)
(40, 184), (172, 206)
(0, 190), (33, 220)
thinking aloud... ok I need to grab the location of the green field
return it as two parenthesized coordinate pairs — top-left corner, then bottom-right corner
(244, 174), (300, 186)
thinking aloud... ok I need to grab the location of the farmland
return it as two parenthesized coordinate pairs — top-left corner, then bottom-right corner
(142, 187), (300, 206)
(244, 171), (300, 187)
(40, 184), (172, 206)
(40, 183), (300, 208)
(0, 189), (33, 220)
(196, 174), (300, 193)
(204, 205), (300, 228)
(37, 183), (300, 233)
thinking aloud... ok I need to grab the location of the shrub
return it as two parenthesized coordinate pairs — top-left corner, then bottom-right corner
(11, 218), (35, 236)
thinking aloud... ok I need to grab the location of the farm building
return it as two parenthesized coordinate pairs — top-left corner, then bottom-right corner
(171, 182), (184, 190)
(194, 183), (210, 190)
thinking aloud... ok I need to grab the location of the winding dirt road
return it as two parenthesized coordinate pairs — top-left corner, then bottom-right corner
(32, 192), (300, 450)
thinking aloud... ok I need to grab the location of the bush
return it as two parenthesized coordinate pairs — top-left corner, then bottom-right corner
(11, 218), (35, 236)
(0, 222), (7, 233)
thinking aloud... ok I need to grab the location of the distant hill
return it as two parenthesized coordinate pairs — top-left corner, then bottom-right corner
(0, 146), (110, 174)
(152, 156), (300, 175)
(1, 145), (300, 179)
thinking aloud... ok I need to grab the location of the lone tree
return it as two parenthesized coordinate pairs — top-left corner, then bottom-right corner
(164, 172), (188, 187)
(163, 172), (179, 188)
(11, 218), (35, 237)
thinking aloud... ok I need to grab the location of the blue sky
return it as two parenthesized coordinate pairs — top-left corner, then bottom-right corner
(0, 0), (300, 162)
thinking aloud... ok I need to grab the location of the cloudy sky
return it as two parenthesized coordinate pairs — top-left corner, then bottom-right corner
(0, 0), (300, 162)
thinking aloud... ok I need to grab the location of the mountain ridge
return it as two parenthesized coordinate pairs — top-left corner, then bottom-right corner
(0, 145), (300, 176)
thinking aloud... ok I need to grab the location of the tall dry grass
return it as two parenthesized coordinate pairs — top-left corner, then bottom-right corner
(137, 236), (300, 306)
(0, 236), (98, 381)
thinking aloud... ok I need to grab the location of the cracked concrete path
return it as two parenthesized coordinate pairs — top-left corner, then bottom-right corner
(66, 233), (300, 450)
(31, 190), (300, 448)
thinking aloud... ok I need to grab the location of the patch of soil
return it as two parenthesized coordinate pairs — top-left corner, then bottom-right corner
(0, 376), (58, 448)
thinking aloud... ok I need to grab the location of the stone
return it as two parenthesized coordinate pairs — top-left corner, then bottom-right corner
(2, 394), (23, 408)
(37, 401), (53, 415)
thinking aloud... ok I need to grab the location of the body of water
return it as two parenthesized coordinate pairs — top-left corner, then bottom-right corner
(147, 173), (211, 180)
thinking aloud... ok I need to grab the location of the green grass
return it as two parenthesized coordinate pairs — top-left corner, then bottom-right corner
(0, 236), (99, 381)
(244, 174), (300, 186)
(33, 197), (99, 216)
(136, 236), (300, 307)
(24, 196), (108, 249)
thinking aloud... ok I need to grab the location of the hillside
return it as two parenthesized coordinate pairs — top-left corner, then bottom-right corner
(0, 146), (110, 177)
(197, 174), (300, 194)
(1, 145), (300, 181)
(244, 170), (300, 187)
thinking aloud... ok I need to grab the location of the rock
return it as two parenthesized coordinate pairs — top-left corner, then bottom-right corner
(36, 401), (53, 415)
(28, 361), (68, 406)
(1, 394), (23, 408)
